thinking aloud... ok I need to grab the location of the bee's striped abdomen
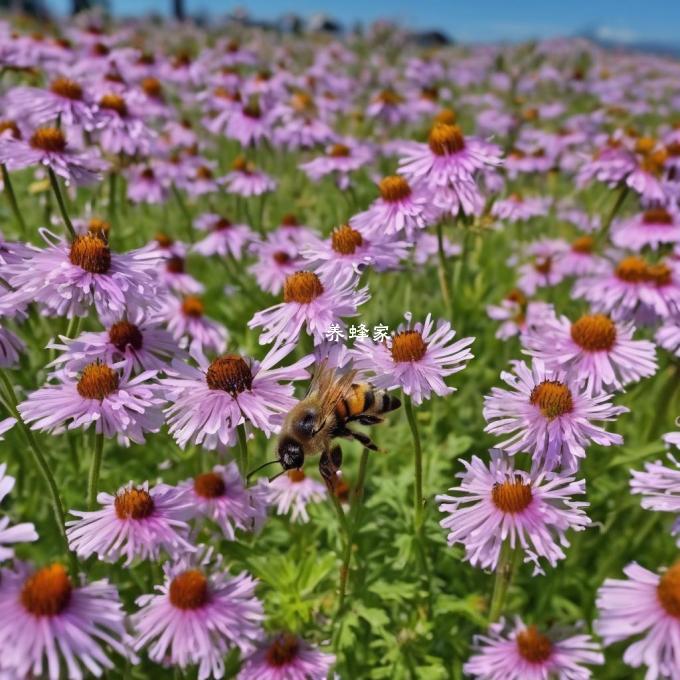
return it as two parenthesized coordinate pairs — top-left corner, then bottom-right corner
(335, 383), (400, 422)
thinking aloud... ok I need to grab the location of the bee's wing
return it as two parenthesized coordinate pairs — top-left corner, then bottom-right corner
(315, 366), (358, 423)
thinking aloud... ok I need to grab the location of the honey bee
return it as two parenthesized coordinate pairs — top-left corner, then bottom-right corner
(276, 363), (401, 486)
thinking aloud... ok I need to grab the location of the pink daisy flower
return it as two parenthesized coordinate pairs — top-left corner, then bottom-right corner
(161, 342), (313, 450)
(349, 175), (439, 239)
(483, 359), (627, 472)
(159, 255), (204, 295)
(238, 632), (335, 680)
(155, 294), (228, 356)
(631, 454), (680, 544)
(0, 324), (24, 368)
(0, 463), (38, 562)
(132, 549), (264, 679)
(301, 223), (410, 279)
(523, 309), (658, 394)
(248, 236), (302, 295)
(656, 320), (680, 358)
(266, 470), (327, 524)
(491, 193), (551, 223)
(436, 452), (590, 574)
(48, 319), (185, 374)
(596, 561), (680, 680)
(516, 239), (568, 295)
(2, 229), (160, 325)
(17, 361), (165, 445)
(464, 618), (603, 680)
(193, 213), (255, 259)
(398, 123), (502, 216)
(225, 100), (273, 147)
(486, 290), (552, 341)
(612, 207), (680, 251)
(179, 463), (268, 540)
(126, 165), (169, 204)
(95, 92), (155, 156)
(7, 76), (97, 129)
(0, 562), (134, 680)
(248, 270), (369, 346)
(555, 235), (608, 278)
(0, 125), (105, 184)
(351, 313), (474, 405)
(221, 156), (277, 197)
(67, 481), (194, 565)
(299, 139), (372, 189)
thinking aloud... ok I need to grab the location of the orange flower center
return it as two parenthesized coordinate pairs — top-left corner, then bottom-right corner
(194, 472), (226, 498)
(206, 354), (253, 394)
(266, 633), (300, 666)
(391, 330), (427, 362)
(506, 288), (527, 305)
(288, 469), (306, 483)
(108, 321), (143, 352)
(77, 362), (119, 400)
(571, 235), (594, 253)
(516, 625), (552, 663)
(492, 477), (533, 513)
(20, 564), (72, 617)
(114, 487), (155, 519)
(0, 120), (21, 139)
(377, 89), (402, 105)
(281, 213), (299, 227)
(331, 224), (364, 254)
(379, 175), (412, 202)
(181, 295), (204, 317)
(329, 143), (350, 158)
(50, 76), (82, 100)
(141, 77), (163, 99)
(643, 208), (673, 225)
(570, 314), (617, 351)
(530, 380), (574, 419)
(657, 562), (680, 618)
(99, 93), (128, 117)
(616, 256), (648, 283)
(232, 155), (253, 173)
(635, 137), (656, 155)
(533, 257), (552, 275)
(283, 271), (324, 303)
(428, 123), (465, 156)
(169, 570), (209, 610)
(29, 126), (66, 152)
(214, 217), (231, 230)
(69, 233), (111, 274)
(155, 232), (174, 248)
(166, 255), (185, 274)
(273, 251), (292, 265)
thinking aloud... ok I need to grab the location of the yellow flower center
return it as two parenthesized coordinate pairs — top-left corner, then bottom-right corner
(516, 625), (552, 663)
(181, 295), (204, 317)
(657, 562), (680, 619)
(571, 236), (594, 253)
(428, 123), (465, 156)
(287, 469), (306, 483)
(114, 488), (155, 520)
(193, 472), (227, 498)
(570, 314), (617, 351)
(283, 271), (324, 303)
(76, 362), (119, 400)
(205, 354), (253, 394)
(29, 126), (67, 152)
(69, 233), (111, 274)
(169, 570), (209, 610)
(492, 477), (533, 513)
(99, 93), (128, 117)
(20, 564), (72, 617)
(530, 380), (574, 419)
(379, 175), (412, 202)
(50, 76), (83, 100)
(391, 330), (428, 362)
(108, 321), (143, 352)
(331, 224), (364, 254)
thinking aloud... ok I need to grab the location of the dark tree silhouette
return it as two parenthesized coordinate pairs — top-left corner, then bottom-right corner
(72, 0), (91, 13)
(173, 0), (185, 21)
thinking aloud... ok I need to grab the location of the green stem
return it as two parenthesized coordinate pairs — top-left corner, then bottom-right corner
(436, 221), (453, 315)
(1, 164), (27, 234)
(597, 183), (629, 242)
(108, 172), (118, 220)
(404, 393), (424, 532)
(87, 431), (105, 510)
(65, 314), (81, 339)
(237, 425), (249, 480)
(48, 167), (76, 239)
(488, 542), (520, 622)
(171, 183), (194, 243)
(0, 370), (77, 573)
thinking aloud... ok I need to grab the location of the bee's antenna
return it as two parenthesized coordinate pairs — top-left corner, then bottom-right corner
(268, 469), (286, 483)
(246, 459), (279, 481)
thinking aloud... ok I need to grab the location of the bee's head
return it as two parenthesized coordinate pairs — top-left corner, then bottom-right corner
(277, 436), (305, 470)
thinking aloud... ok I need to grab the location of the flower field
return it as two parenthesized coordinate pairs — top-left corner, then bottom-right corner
(1, 12), (680, 680)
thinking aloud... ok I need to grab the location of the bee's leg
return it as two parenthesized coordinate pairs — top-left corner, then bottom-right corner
(319, 444), (342, 491)
(349, 414), (383, 426)
(340, 427), (379, 451)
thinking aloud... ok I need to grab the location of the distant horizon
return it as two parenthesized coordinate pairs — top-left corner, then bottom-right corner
(40, 1), (676, 49)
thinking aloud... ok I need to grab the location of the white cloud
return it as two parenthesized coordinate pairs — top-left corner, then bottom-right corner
(594, 26), (637, 43)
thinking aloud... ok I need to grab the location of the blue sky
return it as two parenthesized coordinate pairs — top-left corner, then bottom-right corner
(46, 0), (677, 46)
